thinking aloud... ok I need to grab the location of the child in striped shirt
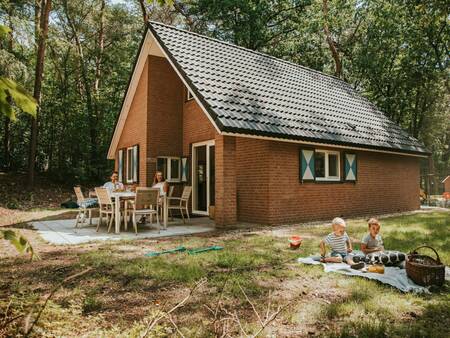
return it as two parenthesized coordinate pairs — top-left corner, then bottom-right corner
(319, 217), (365, 269)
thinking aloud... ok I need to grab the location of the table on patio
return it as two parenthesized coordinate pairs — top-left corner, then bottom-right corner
(110, 191), (168, 234)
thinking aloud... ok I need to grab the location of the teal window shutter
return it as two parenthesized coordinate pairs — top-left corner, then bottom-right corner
(181, 157), (189, 182)
(344, 153), (357, 181)
(300, 149), (315, 182)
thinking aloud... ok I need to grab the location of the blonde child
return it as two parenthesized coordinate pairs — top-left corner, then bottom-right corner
(319, 217), (364, 270)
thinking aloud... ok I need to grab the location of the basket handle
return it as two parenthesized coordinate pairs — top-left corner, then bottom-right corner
(410, 245), (441, 264)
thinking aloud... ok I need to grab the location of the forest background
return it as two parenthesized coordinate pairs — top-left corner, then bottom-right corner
(0, 0), (448, 192)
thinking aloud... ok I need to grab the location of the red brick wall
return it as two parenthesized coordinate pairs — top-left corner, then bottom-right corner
(265, 141), (421, 224)
(215, 135), (237, 225)
(147, 55), (184, 184)
(182, 99), (217, 156)
(235, 137), (271, 223)
(444, 179), (450, 193)
(115, 58), (148, 186)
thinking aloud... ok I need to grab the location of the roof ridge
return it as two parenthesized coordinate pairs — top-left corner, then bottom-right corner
(148, 20), (351, 87)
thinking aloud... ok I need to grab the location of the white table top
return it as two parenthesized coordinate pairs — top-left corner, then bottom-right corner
(110, 191), (136, 198)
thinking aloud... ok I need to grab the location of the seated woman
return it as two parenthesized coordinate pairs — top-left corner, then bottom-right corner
(103, 171), (124, 193)
(152, 171), (169, 198)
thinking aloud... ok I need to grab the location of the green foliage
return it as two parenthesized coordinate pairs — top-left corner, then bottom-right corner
(0, 24), (37, 121)
(0, 229), (38, 260)
(0, 23), (10, 37)
(0, 77), (37, 120)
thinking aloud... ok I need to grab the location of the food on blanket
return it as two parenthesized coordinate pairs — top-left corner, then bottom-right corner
(289, 235), (302, 249)
(367, 264), (385, 274)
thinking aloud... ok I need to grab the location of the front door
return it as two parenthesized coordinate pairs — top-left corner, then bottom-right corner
(192, 140), (215, 215)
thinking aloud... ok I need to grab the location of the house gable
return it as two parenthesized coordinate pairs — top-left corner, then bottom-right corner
(107, 28), (221, 159)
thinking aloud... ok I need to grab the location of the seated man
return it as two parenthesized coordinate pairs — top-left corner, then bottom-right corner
(103, 171), (124, 193)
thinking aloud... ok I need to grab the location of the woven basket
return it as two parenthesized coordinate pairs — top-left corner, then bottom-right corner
(406, 246), (445, 287)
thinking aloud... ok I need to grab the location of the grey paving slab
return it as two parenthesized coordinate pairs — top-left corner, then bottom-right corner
(30, 217), (215, 245)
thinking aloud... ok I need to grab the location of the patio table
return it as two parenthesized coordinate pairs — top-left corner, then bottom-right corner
(110, 191), (168, 234)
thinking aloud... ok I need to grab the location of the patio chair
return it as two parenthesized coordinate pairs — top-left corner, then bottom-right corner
(95, 187), (118, 233)
(74, 186), (98, 229)
(129, 187), (160, 234)
(167, 186), (192, 224)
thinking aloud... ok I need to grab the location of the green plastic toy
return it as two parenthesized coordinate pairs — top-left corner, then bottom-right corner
(145, 246), (186, 257)
(145, 245), (223, 257)
(187, 245), (224, 255)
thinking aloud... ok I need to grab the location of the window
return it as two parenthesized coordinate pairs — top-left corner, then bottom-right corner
(186, 88), (194, 101)
(126, 146), (139, 183)
(315, 150), (340, 181)
(157, 156), (181, 182)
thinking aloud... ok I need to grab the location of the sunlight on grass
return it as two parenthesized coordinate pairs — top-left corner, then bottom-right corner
(1, 211), (449, 337)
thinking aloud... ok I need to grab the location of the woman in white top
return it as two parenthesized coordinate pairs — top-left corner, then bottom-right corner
(152, 171), (169, 197)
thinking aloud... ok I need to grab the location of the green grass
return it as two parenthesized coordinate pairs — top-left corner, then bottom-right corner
(0, 211), (449, 337)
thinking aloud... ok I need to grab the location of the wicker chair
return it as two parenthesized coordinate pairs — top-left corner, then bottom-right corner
(74, 186), (98, 229)
(129, 187), (160, 234)
(95, 187), (118, 233)
(167, 186), (192, 223)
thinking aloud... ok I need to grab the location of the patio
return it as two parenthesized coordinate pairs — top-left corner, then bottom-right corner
(30, 216), (215, 245)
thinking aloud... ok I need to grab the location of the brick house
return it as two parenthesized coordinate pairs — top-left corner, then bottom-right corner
(107, 22), (429, 226)
(443, 176), (450, 193)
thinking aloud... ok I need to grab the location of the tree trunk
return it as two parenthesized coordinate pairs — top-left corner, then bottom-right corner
(28, 0), (52, 187)
(3, 117), (10, 170)
(322, 0), (342, 78)
(3, 8), (14, 171)
(138, 0), (149, 25)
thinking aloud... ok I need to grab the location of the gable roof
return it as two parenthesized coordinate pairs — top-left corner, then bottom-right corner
(147, 21), (428, 156)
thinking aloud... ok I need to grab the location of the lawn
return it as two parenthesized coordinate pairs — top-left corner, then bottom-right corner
(0, 211), (449, 337)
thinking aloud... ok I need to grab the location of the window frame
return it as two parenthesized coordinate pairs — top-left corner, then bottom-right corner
(126, 147), (134, 183)
(314, 150), (341, 181)
(156, 156), (181, 182)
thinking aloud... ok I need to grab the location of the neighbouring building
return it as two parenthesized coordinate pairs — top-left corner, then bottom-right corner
(107, 22), (429, 226)
(443, 176), (450, 193)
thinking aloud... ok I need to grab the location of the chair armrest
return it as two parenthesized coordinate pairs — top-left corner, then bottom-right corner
(167, 197), (181, 201)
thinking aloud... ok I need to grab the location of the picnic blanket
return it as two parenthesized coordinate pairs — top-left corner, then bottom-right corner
(298, 255), (438, 293)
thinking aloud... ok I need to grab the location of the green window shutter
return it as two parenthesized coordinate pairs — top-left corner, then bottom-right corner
(118, 149), (124, 182)
(344, 153), (357, 181)
(181, 157), (189, 182)
(300, 149), (315, 182)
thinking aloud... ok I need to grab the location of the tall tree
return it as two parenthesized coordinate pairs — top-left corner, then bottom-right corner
(28, 0), (51, 187)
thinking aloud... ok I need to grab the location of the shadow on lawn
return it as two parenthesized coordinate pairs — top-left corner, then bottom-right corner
(325, 299), (450, 338)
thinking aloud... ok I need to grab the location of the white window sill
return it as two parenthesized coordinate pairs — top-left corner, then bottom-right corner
(316, 177), (341, 182)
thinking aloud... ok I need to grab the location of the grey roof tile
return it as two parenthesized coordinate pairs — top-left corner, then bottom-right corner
(149, 22), (428, 155)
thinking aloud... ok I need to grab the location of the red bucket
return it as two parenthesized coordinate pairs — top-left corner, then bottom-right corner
(289, 235), (302, 249)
